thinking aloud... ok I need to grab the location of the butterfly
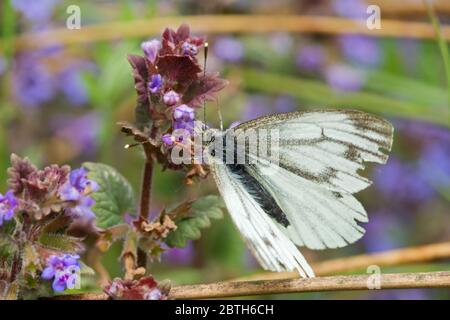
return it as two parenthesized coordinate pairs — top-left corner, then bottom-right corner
(204, 109), (394, 278)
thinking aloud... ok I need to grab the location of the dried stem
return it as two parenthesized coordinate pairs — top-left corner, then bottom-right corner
(51, 271), (450, 300)
(233, 241), (450, 281)
(5, 15), (450, 51)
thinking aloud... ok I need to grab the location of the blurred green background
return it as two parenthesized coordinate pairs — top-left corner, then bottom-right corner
(0, 0), (449, 299)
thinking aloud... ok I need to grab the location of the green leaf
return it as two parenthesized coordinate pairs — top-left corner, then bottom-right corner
(38, 233), (84, 253)
(83, 162), (136, 229)
(165, 195), (225, 248)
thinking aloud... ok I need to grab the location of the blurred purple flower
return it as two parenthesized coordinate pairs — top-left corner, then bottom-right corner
(398, 39), (419, 73)
(364, 211), (405, 253)
(339, 35), (381, 66)
(269, 33), (293, 55)
(366, 289), (429, 300)
(12, 58), (55, 108)
(0, 56), (6, 76)
(241, 95), (271, 121)
(325, 64), (366, 92)
(275, 95), (296, 113)
(296, 45), (325, 72)
(141, 39), (161, 64)
(41, 254), (80, 292)
(332, 0), (367, 19)
(0, 190), (18, 226)
(213, 37), (245, 63)
(58, 67), (89, 106)
(373, 156), (434, 203)
(53, 113), (100, 155)
(163, 241), (194, 265)
(148, 74), (162, 93)
(419, 142), (450, 188)
(12, 0), (60, 23)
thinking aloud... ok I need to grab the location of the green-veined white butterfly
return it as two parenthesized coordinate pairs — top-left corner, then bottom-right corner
(204, 109), (394, 278)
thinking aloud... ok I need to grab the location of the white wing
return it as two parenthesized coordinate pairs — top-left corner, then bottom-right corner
(209, 159), (315, 277)
(236, 110), (394, 250)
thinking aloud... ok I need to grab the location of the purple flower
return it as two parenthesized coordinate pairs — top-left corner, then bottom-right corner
(0, 190), (18, 226)
(339, 35), (381, 67)
(213, 37), (245, 63)
(0, 56), (6, 76)
(12, 59), (55, 108)
(182, 42), (198, 56)
(275, 95), (296, 113)
(363, 211), (405, 253)
(12, 0), (60, 23)
(148, 74), (162, 94)
(59, 167), (99, 220)
(53, 113), (100, 155)
(296, 45), (325, 72)
(269, 33), (293, 55)
(325, 64), (366, 92)
(163, 241), (194, 265)
(144, 288), (163, 300)
(332, 0), (367, 19)
(41, 254), (80, 292)
(173, 104), (195, 122)
(172, 104), (197, 138)
(141, 39), (161, 64)
(58, 67), (89, 106)
(161, 134), (175, 146)
(373, 156), (434, 204)
(163, 90), (180, 106)
(419, 142), (450, 188)
(241, 95), (271, 121)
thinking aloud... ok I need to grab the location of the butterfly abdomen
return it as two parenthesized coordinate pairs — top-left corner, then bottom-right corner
(227, 163), (290, 228)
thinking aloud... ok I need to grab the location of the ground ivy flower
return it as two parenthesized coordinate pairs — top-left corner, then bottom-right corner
(0, 190), (18, 226)
(12, 0), (60, 23)
(213, 37), (244, 63)
(173, 104), (195, 133)
(339, 35), (381, 67)
(161, 134), (175, 146)
(324, 64), (365, 92)
(173, 104), (194, 122)
(41, 254), (80, 292)
(148, 74), (162, 94)
(163, 90), (180, 106)
(141, 39), (161, 64)
(182, 42), (198, 56)
(296, 45), (325, 72)
(59, 167), (99, 220)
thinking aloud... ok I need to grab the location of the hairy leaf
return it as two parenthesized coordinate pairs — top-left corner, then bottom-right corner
(165, 195), (225, 248)
(38, 233), (84, 253)
(83, 162), (136, 229)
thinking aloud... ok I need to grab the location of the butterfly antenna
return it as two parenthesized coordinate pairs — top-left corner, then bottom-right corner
(217, 97), (224, 131)
(202, 42), (208, 132)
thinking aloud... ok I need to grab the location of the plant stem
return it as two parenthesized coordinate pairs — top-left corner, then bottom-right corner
(136, 143), (154, 269)
(139, 147), (153, 219)
(50, 271), (450, 300)
(7, 15), (450, 51)
(424, 0), (450, 108)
